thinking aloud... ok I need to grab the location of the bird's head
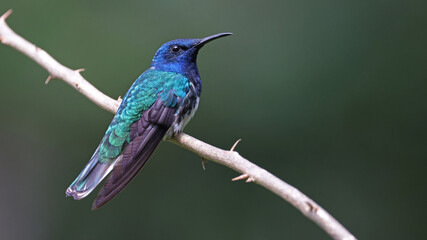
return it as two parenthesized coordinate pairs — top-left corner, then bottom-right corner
(151, 33), (232, 74)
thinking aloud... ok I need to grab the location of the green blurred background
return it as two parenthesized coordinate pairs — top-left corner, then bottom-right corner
(0, 0), (426, 239)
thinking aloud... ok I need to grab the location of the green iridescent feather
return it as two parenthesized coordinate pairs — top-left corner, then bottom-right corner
(98, 69), (189, 163)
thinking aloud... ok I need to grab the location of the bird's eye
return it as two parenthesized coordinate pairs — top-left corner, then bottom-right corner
(170, 45), (181, 53)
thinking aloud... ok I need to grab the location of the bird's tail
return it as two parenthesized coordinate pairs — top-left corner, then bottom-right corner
(66, 146), (121, 200)
(91, 125), (167, 210)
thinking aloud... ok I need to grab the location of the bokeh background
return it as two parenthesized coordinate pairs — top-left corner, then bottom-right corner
(0, 0), (426, 239)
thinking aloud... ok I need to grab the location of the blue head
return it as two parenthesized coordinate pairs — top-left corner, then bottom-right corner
(151, 33), (232, 75)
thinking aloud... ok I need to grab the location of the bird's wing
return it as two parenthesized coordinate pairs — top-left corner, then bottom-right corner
(91, 96), (179, 209)
(91, 72), (189, 209)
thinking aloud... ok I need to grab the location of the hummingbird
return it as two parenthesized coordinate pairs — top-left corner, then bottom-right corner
(66, 33), (232, 209)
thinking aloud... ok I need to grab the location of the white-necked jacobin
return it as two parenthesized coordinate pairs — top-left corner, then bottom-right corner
(66, 33), (232, 209)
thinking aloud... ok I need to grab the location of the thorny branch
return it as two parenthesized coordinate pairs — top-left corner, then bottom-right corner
(0, 10), (356, 240)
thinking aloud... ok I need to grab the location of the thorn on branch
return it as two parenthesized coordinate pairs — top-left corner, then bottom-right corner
(232, 173), (255, 183)
(230, 139), (242, 152)
(117, 96), (123, 104)
(45, 75), (52, 84)
(246, 176), (255, 183)
(0, 9), (13, 21)
(201, 158), (208, 170)
(232, 173), (248, 181)
(75, 68), (85, 73)
(306, 201), (319, 213)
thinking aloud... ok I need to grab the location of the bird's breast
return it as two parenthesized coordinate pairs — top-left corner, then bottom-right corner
(165, 81), (200, 138)
(173, 96), (199, 132)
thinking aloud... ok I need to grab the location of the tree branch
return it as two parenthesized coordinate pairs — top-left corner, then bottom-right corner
(0, 10), (356, 240)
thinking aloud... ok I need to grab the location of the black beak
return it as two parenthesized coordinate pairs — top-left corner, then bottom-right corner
(194, 32), (233, 49)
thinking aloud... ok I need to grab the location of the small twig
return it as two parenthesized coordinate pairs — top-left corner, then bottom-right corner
(0, 10), (356, 240)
